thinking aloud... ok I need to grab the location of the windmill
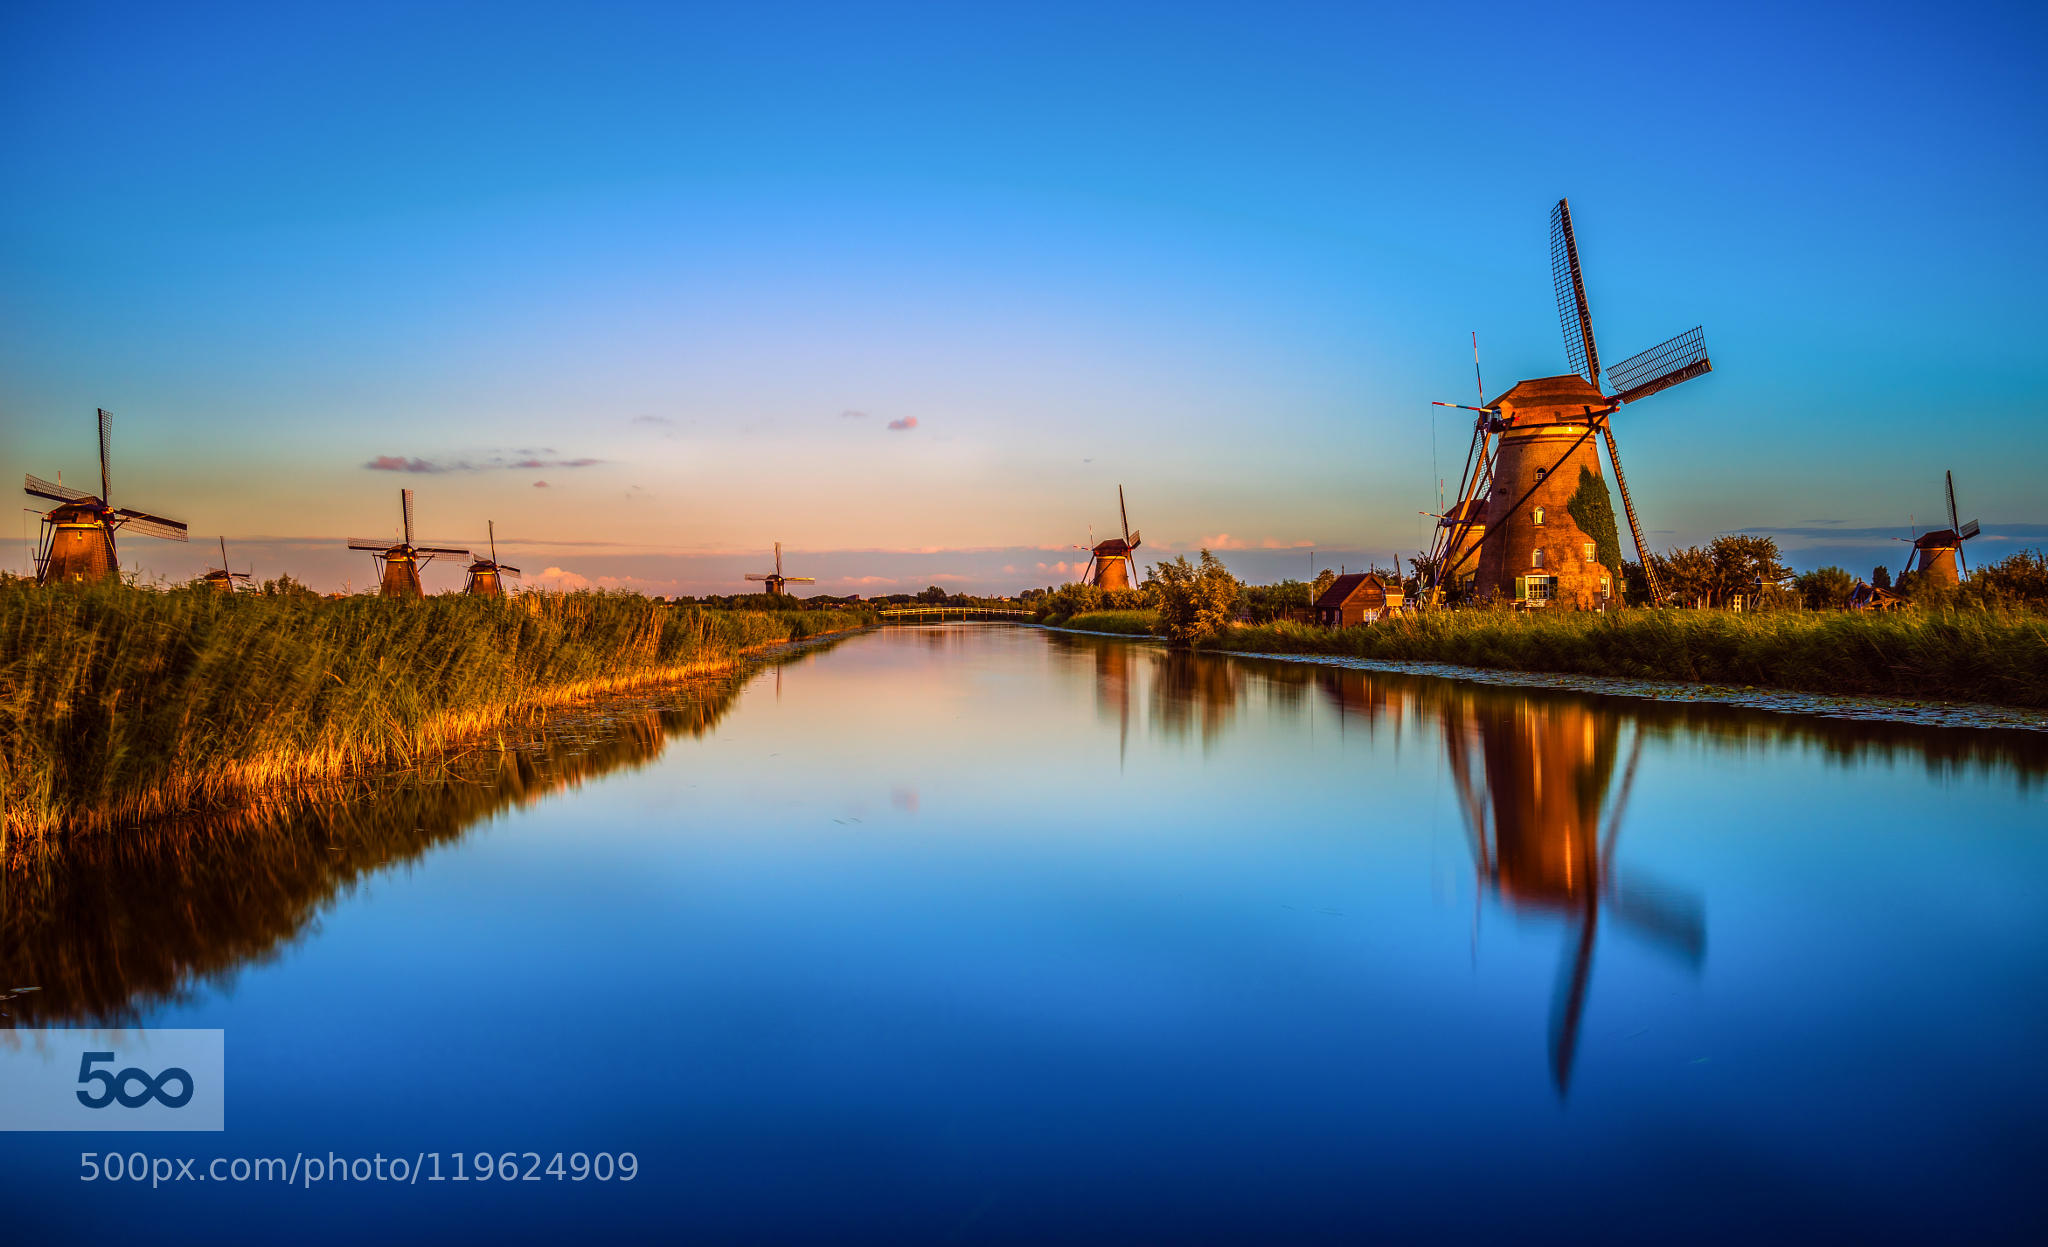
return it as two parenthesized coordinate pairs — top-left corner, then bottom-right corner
(201, 536), (253, 593)
(464, 521), (522, 596)
(1081, 486), (1143, 591)
(1426, 199), (1713, 609)
(23, 408), (189, 584)
(1898, 470), (1980, 588)
(744, 542), (815, 597)
(346, 489), (468, 598)
(1441, 691), (1704, 1096)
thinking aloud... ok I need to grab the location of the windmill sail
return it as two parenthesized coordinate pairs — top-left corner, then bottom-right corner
(1608, 327), (1712, 404)
(1549, 199), (1600, 384)
(25, 473), (93, 504)
(114, 509), (189, 541)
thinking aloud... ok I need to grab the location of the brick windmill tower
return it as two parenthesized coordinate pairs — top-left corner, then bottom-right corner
(23, 409), (189, 584)
(1897, 470), (1980, 588)
(347, 489), (469, 598)
(464, 520), (522, 596)
(1426, 200), (1714, 608)
(745, 542), (815, 597)
(1081, 486), (1142, 591)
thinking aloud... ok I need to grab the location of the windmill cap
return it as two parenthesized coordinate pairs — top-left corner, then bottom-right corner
(1486, 374), (1611, 418)
(1913, 529), (1960, 547)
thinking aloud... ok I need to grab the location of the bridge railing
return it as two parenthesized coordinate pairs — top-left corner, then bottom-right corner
(876, 606), (1033, 622)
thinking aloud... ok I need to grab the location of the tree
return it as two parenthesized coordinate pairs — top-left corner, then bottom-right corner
(1653, 545), (1717, 608)
(1963, 549), (2048, 607)
(1794, 565), (1854, 610)
(1153, 549), (1241, 645)
(1871, 565), (1892, 590)
(1311, 568), (1336, 600)
(1708, 534), (1789, 607)
(918, 585), (947, 604)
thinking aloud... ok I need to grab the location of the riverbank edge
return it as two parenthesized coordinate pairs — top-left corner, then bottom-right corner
(9, 621), (874, 846)
(1032, 621), (2048, 733)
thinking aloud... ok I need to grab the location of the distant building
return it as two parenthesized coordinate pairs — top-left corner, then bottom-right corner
(1847, 580), (1906, 612)
(1313, 572), (1404, 628)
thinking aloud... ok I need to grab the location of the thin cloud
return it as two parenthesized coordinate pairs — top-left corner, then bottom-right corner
(366, 452), (600, 473)
(841, 409), (868, 419)
(631, 415), (674, 426)
(365, 455), (453, 473)
(887, 416), (918, 431)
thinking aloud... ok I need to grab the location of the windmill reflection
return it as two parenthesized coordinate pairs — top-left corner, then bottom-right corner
(1441, 691), (1705, 1095)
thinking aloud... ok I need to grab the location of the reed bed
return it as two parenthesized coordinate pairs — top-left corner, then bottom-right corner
(1053, 609), (1159, 635)
(0, 581), (872, 844)
(1211, 608), (2048, 709)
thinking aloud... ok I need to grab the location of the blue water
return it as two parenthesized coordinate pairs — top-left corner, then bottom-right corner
(6, 624), (2045, 1243)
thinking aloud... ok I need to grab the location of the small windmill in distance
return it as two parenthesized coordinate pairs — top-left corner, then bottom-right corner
(1081, 486), (1142, 591)
(347, 488), (469, 598)
(23, 408), (189, 584)
(465, 521), (522, 596)
(745, 542), (815, 598)
(201, 536), (252, 593)
(1897, 470), (1980, 588)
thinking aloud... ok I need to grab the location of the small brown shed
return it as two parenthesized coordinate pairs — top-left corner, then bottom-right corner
(1313, 572), (1405, 628)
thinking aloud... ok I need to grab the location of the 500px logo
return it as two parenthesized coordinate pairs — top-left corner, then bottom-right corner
(1, 1030), (223, 1131)
(75, 1052), (195, 1109)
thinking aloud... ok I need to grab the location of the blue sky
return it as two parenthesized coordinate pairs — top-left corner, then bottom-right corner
(4, 0), (2045, 593)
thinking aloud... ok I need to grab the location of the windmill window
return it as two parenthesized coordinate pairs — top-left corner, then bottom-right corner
(1601, 576), (1612, 595)
(1531, 549), (1544, 568)
(1583, 542), (1595, 563)
(1532, 507), (1545, 525)
(1526, 576), (1555, 602)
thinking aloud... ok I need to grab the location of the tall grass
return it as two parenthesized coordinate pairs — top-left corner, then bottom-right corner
(1052, 609), (1159, 635)
(0, 580), (872, 843)
(1210, 608), (2048, 708)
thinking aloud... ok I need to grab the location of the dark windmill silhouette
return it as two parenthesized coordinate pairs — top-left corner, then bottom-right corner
(23, 408), (189, 584)
(1080, 486), (1142, 591)
(744, 542), (815, 598)
(346, 488), (468, 598)
(201, 537), (252, 593)
(1896, 470), (1980, 588)
(464, 521), (521, 596)
(1441, 691), (1704, 1095)
(1427, 199), (1714, 608)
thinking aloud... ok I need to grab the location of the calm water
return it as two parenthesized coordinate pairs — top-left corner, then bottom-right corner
(6, 624), (2046, 1243)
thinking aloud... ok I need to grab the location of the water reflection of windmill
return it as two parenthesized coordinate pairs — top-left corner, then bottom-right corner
(745, 542), (815, 597)
(347, 488), (469, 598)
(464, 520), (521, 596)
(201, 537), (252, 593)
(1442, 694), (1705, 1095)
(23, 408), (189, 584)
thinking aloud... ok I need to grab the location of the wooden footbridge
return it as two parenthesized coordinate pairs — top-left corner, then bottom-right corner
(877, 605), (1032, 623)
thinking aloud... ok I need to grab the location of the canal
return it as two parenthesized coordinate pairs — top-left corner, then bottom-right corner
(6, 623), (2045, 1243)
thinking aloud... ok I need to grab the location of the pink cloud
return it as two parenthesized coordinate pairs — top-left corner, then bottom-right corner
(887, 416), (918, 431)
(533, 480), (550, 488)
(1202, 533), (1248, 550)
(365, 455), (448, 473)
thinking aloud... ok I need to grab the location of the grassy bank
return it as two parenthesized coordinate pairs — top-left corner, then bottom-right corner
(0, 580), (871, 844)
(1051, 609), (1159, 635)
(1208, 608), (2048, 709)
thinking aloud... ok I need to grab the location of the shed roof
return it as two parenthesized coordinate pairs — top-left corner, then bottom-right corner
(1313, 572), (1403, 611)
